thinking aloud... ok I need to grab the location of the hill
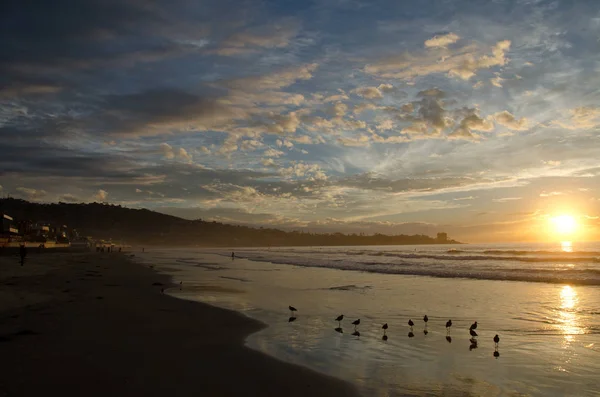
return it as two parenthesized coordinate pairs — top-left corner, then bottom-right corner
(0, 198), (460, 247)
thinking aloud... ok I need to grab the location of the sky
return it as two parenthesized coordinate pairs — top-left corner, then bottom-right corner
(1, 0), (600, 242)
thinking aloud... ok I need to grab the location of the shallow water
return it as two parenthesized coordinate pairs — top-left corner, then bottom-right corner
(140, 243), (600, 397)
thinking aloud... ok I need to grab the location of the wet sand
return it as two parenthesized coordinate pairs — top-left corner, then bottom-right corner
(0, 252), (358, 396)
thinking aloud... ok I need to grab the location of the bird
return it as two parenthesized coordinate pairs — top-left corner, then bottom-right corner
(423, 315), (429, 324)
(408, 319), (414, 330)
(470, 328), (478, 338)
(470, 321), (478, 331)
(352, 319), (360, 329)
(289, 306), (297, 316)
(494, 334), (500, 346)
(446, 319), (452, 331)
(335, 314), (344, 327)
(382, 323), (388, 333)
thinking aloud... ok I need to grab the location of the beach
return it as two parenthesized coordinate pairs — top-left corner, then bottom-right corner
(141, 245), (600, 397)
(0, 252), (359, 396)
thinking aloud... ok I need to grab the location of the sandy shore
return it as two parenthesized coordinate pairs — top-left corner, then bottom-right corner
(0, 252), (358, 396)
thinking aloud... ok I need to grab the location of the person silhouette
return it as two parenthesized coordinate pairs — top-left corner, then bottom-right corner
(19, 244), (27, 266)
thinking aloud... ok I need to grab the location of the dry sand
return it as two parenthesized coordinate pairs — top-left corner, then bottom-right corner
(0, 252), (358, 397)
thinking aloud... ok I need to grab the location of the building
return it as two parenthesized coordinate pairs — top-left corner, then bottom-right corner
(1, 214), (19, 235)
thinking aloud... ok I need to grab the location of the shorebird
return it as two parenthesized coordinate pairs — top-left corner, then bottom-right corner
(446, 319), (453, 334)
(335, 314), (344, 327)
(470, 321), (478, 331)
(382, 323), (388, 335)
(289, 306), (297, 316)
(469, 328), (478, 338)
(352, 319), (360, 330)
(423, 315), (429, 324)
(408, 319), (414, 330)
(494, 334), (500, 347)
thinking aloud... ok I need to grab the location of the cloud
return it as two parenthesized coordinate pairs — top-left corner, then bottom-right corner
(353, 86), (384, 99)
(160, 143), (175, 159)
(214, 21), (299, 56)
(553, 106), (600, 130)
(177, 148), (193, 163)
(365, 40), (511, 80)
(240, 140), (263, 151)
(450, 109), (494, 140)
(224, 63), (318, 91)
(280, 162), (328, 181)
(492, 197), (522, 203)
(424, 33), (460, 48)
(261, 158), (276, 167)
(94, 89), (241, 137)
(59, 194), (80, 203)
(94, 189), (108, 201)
(494, 111), (529, 131)
(264, 148), (285, 158)
(490, 74), (504, 88)
(16, 187), (47, 201)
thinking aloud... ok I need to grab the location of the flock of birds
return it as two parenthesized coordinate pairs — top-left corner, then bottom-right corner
(288, 306), (502, 357)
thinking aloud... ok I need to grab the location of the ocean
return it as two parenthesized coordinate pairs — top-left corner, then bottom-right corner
(139, 242), (600, 396)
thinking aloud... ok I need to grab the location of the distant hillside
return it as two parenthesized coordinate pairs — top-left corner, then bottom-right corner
(0, 198), (460, 247)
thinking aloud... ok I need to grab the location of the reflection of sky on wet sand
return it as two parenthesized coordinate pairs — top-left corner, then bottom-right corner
(143, 249), (600, 397)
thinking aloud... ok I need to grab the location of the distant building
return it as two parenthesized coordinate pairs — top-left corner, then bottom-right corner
(1, 214), (19, 235)
(437, 232), (448, 242)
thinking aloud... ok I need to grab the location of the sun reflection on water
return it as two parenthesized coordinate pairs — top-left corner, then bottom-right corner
(558, 285), (581, 345)
(560, 241), (573, 253)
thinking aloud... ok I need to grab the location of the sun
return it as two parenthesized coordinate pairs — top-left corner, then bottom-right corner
(550, 215), (577, 236)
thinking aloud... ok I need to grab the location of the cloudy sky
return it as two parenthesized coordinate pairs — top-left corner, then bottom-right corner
(1, 0), (600, 242)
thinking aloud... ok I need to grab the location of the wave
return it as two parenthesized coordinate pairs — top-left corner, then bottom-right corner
(344, 252), (600, 264)
(246, 249), (600, 263)
(230, 253), (600, 286)
(327, 284), (373, 291)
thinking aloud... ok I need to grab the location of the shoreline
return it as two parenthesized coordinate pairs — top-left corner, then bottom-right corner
(0, 252), (359, 396)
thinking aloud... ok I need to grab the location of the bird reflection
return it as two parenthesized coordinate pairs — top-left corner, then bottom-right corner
(469, 339), (478, 350)
(423, 329), (428, 335)
(288, 316), (297, 322)
(382, 334), (388, 341)
(446, 336), (452, 343)
(334, 327), (343, 334)
(493, 351), (500, 358)
(352, 330), (361, 337)
(408, 331), (414, 338)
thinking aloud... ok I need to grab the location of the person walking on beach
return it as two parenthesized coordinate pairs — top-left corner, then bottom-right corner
(19, 244), (27, 266)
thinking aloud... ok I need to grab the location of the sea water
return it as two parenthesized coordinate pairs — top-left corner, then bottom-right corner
(139, 242), (600, 396)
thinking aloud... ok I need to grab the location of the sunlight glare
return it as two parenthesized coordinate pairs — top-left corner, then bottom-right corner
(560, 241), (573, 253)
(550, 215), (577, 236)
